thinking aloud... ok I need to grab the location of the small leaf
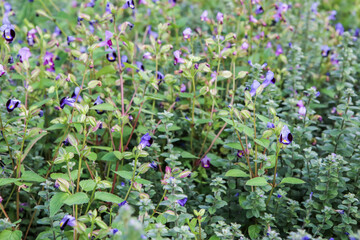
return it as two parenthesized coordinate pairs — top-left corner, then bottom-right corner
(90, 103), (116, 111)
(80, 179), (96, 192)
(181, 151), (197, 159)
(94, 192), (123, 203)
(113, 170), (133, 180)
(0, 178), (20, 186)
(225, 142), (244, 151)
(50, 192), (69, 217)
(95, 65), (116, 78)
(64, 192), (89, 205)
(280, 177), (306, 185)
(21, 171), (45, 182)
(0, 230), (22, 240)
(225, 169), (249, 177)
(245, 177), (268, 186)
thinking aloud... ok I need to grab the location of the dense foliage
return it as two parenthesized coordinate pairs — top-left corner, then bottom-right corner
(0, 0), (359, 239)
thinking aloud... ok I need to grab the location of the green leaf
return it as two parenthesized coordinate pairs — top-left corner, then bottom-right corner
(225, 142), (244, 150)
(245, 177), (268, 186)
(90, 103), (116, 111)
(0, 178), (20, 186)
(94, 192), (123, 203)
(21, 132), (48, 162)
(95, 65), (116, 78)
(254, 138), (270, 149)
(181, 151), (197, 159)
(80, 179), (96, 192)
(225, 169), (249, 177)
(50, 192), (69, 217)
(0, 230), (22, 240)
(280, 177), (306, 185)
(21, 171), (45, 182)
(113, 170), (133, 180)
(50, 170), (79, 181)
(248, 225), (261, 239)
(64, 192), (89, 205)
(256, 114), (270, 123)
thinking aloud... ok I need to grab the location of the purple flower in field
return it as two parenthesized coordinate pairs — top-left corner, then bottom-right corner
(180, 83), (186, 93)
(118, 200), (128, 207)
(330, 53), (339, 65)
(255, 4), (264, 14)
(87, 0), (96, 7)
(39, 110), (44, 117)
(311, 2), (319, 13)
(267, 122), (275, 129)
(335, 23), (344, 35)
(121, 55), (129, 68)
(201, 10), (209, 21)
(249, 15), (258, 23)
(143, 52), (152, 59)
(54, 180), (60, 188)
(329, 10), (337, 21)
(277, 194), (282, 198)
(177, 198), (187, 206)
(6, 99), (21, 112)
(275, 44), (283, 56)
(237, 150), (244, 158)
(0, 64), (5, 77)
(93, 96), (105, 114)
(168, 0), (176, 7)
(62, 138), (70, 146)
(140, 133), (153, 148)
(302, 236), (310, 240)
(106, 50), (117, 62)
(210, 71), (217, 83)
(60, 215), (76, 230)
(335, 210), (345, 214)
(201, 155), (211, 168)
(266, 41), (272, 48)
(1, 14), (15, 43)
(43, 52), (55, 72)
(4, 2), (12, 13)
(298, 106), (306, 116)
(354, 28), (360, 38)
(183, 28), (192, 40)
(279, 125), (293, 145)
(241, 42), (249, 50)
(309, 192), (313, 200)
(19, 48), (31, 63)
(111, 229), (119, 235)
(60, 97), (76, 109)
(147, 25), (158, 39)
(174, 50), (185, 65)
(71, 87), (83, 102)
(262, 71), (276, 87)
(67, 36), (76, 45)
(136, 61), (145, 71)
(157, 71), (164, 84)
(98, 30), (113, 48)
(27, 29), (36, 46)
(124, 0), (135, 9)
(321, 45), (331, 57)
(216, 12), (224, 24)
(312, 86), (320, 97)
(54, 26), (62, 36)
(250, 80), (260, 97)
(149, 161), (157, 170)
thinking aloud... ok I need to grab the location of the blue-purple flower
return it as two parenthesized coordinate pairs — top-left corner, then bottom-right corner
(60, 97), (76, 109)
(39, 110), (44, 117)
(60, 214), (76, 230)
(43, 52), (55, 72)
(177, 198), (187, 206)
(311, 2), (319, 13)
(140, 133), (153, 148)
(255, 5), (264, 14)
(321, 45), (331, 57)
(217, 12), (224, 24)
(279, 125), (293, 145)
(200, 10), (209, 21)
(1, 14), (15, 43)
(183, 28), (192, 40)
(149, 161), (157, 170)
(67, 36), (76, 45)
(6, 99), (21, 112)
(267, 122), (275, 129)
(262, 71), (276, 87)
(106, 50), (117, 62)
(111, 228), (119, 235)
(335, 23), (344, 35)
(0, 64), (5, 77)
(71, 87), (83, 102)
(124, 0), (135, 9)
(174, 50), (185, 65)
(27, 29), (36, 46)
(328, 10), (336, 21)
(275, 44), (283, 56)
(118, 200), (128, 207)
(98, 31), (113, 49)
(237, 150), (244, 158)
(121, 55), (129, 68)
(93, 96), (105, 114)
(180, 83), (186, 93)
(201, 155), (211, 168)
(136, 61), (145, 72)
(157, 71), (164, 84)
(250, 80), (260, 97)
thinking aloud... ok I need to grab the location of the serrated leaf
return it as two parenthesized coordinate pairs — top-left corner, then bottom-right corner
(280, 177), (305, 185)
(94, 192), (123, 203)
(245, 177), (268, 186)
(50, 192), (69, 217)
(225, 169), (249, 177)
(64, 192), (89, 205)
(80, 179), (96, 191)
(0, 230), (22, 240)
(248, 225), (261, 239)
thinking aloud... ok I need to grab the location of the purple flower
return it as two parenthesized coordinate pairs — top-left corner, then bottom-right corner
(124, 0), (135, 9)
(335, 210), (345, 214)
(98, 30), (113, 49)
(177, 198), (187, 206)
(250, 80), (260, 97)
(201, 10), (209, 21)
(311, 2), (319, 13)
(241, 42), (249, 50)
(6, 99), (21, 112)
(312, 86), (320, 97)
(275, 44), (283, 56)
(54, 26), (62, 36)
(149, 161), (157, 170)
(71, 87), (83, 102)
(27, 29), (36, 46)
(121, 55), (129, 68)
(237, 150), (244, 158)
(321, 45), (331, 57)
(4, 2), (12, 13)
(262, 71), (276, 87)
(183, 28), (192, 40)
(266, 41), (272, 48)
(67, 36), (76, 45)
(309, 192), (313, 200)
(249, 15), (258, 23)
(174, 50), (185, 65)
(298, 106), (306, 116)
(140, 133), (153, 148)
(147, 25), (158, 39)
(60, 215), (76, 230)
(255, 5), (264, 14)
(277, 194), (282, 198)
(267, 122), (275, 129)
(201, 155), (211, 168)
(106, 50), (117, 62)
(302, 236), (310, 240)
(118, 200), (128, 207)
(94, 96), (105, 114)
(143, 52), (152, 59)
(60, 97), (76, 109)
(111, 228), (119, 235)
(157, 71), (164, 84)
(279, 125), (293, 145)
(39, 110), (44, 117)
(335, 23), (344, 35)
(43, 52), (55, 72)
(216, 12), (224, 24)
(328, 10), (336, 21)
(180, 83), (186, 93)
(0, 64), (6, 77)
(1, 14), (15, 43)
(168, 0), (176, 7)
(62, 138), (70, 146)
(136, 61), (145, 72)
(54, 180), (60, 188)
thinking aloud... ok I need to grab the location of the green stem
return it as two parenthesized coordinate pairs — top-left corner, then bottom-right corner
(266, 142), (280, 206)
(124, 155), (139, 200)
(151, 189), (167, 217)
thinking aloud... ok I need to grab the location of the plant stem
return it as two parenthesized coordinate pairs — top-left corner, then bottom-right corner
(124, 155), (139, 200)
(266, 142), (280, 206)
(151, 189), (167, 217)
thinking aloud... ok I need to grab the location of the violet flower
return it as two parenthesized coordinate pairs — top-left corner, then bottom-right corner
(241, 42), (249, 50)
(67, 36), (76, 45)
(201, 155), (211, 168)
(267, 122), (275, 128)
(249, 15), (258, 23)
(183, 28), (192, 40)
(106, 50), (117, 62)
(321, 45), (331, 57)
(311, 2), (319, 13)
(262, 70), (276, 87)
(279, 125), (293, 145)
(201, 10), (209, 21)
(0, 64), (5, 77)
(1, 14), (15, 43)
(177, 198), (187, 206)
(328, 10), (337, 21)
(255, 5), (264, 14)
(136, 61), (145, 72)
(118, 200), (128, 207)
(143, 52), (152, 59)
(19, 48), (31, 63)
(216, 12), (224, 24)
(60, 215), (76, 230)
(27, 29), (36, 46)
(335, 23), (344, 35)
(121, 55), (129, 68)
(180, 83), (186, 93)
(250, 80), (260, 97)
(237, 150), (244, 158)
(43, 52), (55, 72)
(124, 0), (135, 9)
(93, 96), (105, 114)
(174, 50), (185, 65)
(71, 87), (83, 102)
(149, 161), (157, 170)
(6, 99), (21, 112)
(275, 44), (283, 56)
(60, 97), (76, 109)
(157, 71), (164, 84)
(98, 30), (113, 48)
(140, 133), (153, 148)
